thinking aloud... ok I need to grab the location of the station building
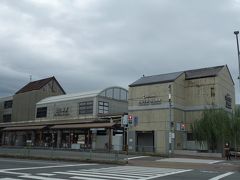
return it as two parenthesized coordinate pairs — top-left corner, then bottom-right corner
(127, 65), (235, 155)
(0, 77), (128, 151)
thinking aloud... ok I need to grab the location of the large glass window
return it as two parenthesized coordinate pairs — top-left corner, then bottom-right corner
(79, 101), (93, 115)
(120, 89), (127, 100)
(106, 89), (113, 98)
(113, 88), (120, 100)
(36, 107), (47, 118)
(3, 114), (11, 122)
(4, 100), (13, 109)
(98, 101), (109, 114)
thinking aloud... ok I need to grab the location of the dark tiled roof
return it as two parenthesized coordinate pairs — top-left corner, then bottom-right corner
(129, 65), (226, 87)
(129, 71), (183, 87)
(185, 65), (224, 80)
(15, 76), (65, 94)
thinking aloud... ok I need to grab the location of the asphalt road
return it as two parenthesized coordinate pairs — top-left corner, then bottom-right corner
(0, 157), (239, 179)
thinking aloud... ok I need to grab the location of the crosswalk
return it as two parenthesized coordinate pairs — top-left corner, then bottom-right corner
(0, 166), (192, 180)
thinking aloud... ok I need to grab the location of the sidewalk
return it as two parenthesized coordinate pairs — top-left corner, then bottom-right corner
(128, 155), (240, 172)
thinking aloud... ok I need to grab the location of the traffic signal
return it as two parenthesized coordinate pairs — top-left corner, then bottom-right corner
(181, 123), (185, 131)
(128, 115), (133, 125)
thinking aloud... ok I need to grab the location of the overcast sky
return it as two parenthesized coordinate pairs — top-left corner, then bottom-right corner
(0, 0), (240, 102)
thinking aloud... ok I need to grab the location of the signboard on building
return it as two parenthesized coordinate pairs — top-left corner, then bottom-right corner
(121, 115), (128, 126)
(138, 97), (162, 106)
(54, 107), (69, 116)
(225, 94), (232, 109)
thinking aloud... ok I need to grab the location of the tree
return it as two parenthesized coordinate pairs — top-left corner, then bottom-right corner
(231, 106), (240, 152)
(191, 108), (231, 152)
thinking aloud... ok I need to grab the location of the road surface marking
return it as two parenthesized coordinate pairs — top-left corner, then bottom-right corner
(0, 178), (24, 180)
(74, 170), (153, 176)
(71, 177), (107, 180)
(156, 158), (223, 164)
(208, 161), (222, 164)
(139, 169), (192, 180)
(55, 172), (130, 180)
(209, 172), (234, 180)
(0, 171), (29, 176)
(125, 156), (149, 160)
(0, 163), (97, 171)
(19, 175), (68, 180)
(69, 170), (145, 178)
(36, 173), (55, 176)
(55, 166), (192, 180)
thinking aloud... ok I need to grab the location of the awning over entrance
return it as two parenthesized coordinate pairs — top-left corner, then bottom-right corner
(2, 125), (46, 131)
(51, 122), (115, 129)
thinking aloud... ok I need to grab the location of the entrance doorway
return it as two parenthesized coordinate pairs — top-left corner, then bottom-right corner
(136, 131), (154, 152)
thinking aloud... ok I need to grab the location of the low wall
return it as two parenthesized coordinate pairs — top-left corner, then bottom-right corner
(0, 147), (127, 163)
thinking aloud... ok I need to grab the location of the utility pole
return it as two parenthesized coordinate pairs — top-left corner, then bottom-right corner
(168, 84), (173, 156)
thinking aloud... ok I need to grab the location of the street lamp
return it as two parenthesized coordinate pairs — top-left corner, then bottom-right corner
(234, 31), (240, 80)
(233, 31), (240, 157)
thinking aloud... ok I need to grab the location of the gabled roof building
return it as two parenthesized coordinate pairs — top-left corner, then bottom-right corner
(12, 76), (66, 122)
(128, 65), (235, 155)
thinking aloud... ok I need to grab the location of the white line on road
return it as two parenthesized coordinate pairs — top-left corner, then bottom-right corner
(208, 161), (222, 164)
(0, 163), (97, 171)
(55, 172), (132, 180)
(139, 169), (192, 180)
(69, 170), (144, 178)
(19, 175), (68, 180)
(0, 178), (24, 180)
(70, 176), (107, 180)
(0, 171), (30, 176)
(36, 173), (55, 176)
(125, 156), (149, 160)
(209, 172), (235, 180)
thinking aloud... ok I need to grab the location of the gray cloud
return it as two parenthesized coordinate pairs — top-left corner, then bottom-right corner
(0, 0), (240, 102)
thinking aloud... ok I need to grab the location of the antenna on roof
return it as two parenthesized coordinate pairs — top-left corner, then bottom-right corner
(29, 75), (32, 82)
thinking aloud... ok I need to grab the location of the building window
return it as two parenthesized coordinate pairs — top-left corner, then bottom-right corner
(98, 101), (109, 114)
(225, 94), (232, 109)
(36, 107), (47, 118)
(3, 114), (11, 122)
(4, 100), (13, 109)
(187, 133), (194, 141)
(211, 87), (215, 97)
(79, 101), (93, 115)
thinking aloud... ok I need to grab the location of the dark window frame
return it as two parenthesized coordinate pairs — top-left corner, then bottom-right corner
(98, 101), (109, 114)
(211, 87), (215, 97)
(3, 114), (11, 122)
(79, 101), (93, 115)
(4, 100), (13, 109)
(187, 133), (194, 141)
(36, 107), (47, 118)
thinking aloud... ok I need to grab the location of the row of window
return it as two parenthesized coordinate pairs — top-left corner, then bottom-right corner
(36, 101), (109, 118)
(3, 114), (11, 122)
(4, 100), (13, 109)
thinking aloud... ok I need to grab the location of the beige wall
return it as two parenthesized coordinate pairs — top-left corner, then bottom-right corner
(128, 66), (235, 154)
(215, 66), (235, 111)
(184, 77), (216, 107)
(172, 73), (185, 107)
(12, 79), (64, 122)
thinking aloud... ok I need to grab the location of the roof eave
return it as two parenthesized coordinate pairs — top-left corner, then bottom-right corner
(129, 79), (175, 87)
